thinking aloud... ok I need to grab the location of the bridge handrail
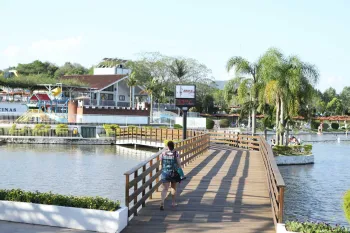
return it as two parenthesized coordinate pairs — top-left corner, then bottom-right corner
(116, 127), (204, 143)
(208, 131), (285, 225)
(258, 136), (285, 225)
(124, 133), (210, 217)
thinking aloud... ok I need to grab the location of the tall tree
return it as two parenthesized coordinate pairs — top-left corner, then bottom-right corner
(169, 59), (189, 82)
(226, 56), (264, 135)
(340, 86), (350, 114)
(262, 48), (319, 145)
(323, 87), (337, 103)
(127, 72), (137, 108)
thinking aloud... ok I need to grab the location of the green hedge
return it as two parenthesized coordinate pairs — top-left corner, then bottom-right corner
(0, 189), (120, 211)
(219, 119), (229, 128)
(206, 118), (214, 129)
(286, 221), (350, 233)
(173, 124), (182, 129)
(103, 124), (120, 137)
(273, 145), (312, 156)
(33, 124), (51, 136)
(332, 122), (340, 130)
(344, 190), (350, 224)
(311, 121), (320, 130)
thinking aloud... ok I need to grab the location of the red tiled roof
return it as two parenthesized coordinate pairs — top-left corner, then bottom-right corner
(30, 93), (51, 101)
(61, 75), (128, 90)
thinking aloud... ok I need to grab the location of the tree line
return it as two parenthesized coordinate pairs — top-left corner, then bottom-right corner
(222, 48), (350, 145)
(0, 53), (220, 113)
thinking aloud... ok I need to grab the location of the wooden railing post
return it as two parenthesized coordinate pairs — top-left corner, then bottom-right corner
(156, 155), (160, 192)
(125, 174), (130, 209)
(149, 159), (153, 199)
(278, 186), (285, 223)
(142, 165), (146, 207)
(133, 170), (138, 216)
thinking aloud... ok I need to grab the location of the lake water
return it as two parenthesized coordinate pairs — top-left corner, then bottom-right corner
(0, 144), (156, 204)
(0, 134), (349, 226)
(276, 133), (350, 227)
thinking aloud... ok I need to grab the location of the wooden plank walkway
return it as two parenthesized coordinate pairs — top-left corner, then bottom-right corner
(122, 144), (275, 233)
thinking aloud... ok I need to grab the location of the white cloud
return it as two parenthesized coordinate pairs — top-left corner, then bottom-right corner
(3, 45), (20, 57)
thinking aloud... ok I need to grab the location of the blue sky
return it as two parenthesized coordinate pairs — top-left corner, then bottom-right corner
(1, 0), (349, 93)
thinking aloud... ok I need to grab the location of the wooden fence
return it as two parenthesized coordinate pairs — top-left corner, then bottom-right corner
(116, 128), (202, 143)
(209, 131), (260, 150)
(124, 133), (210, 217)
(259, 136), (285, 224)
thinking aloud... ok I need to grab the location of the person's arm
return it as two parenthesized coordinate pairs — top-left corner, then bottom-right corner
(176, 151), (182, 168)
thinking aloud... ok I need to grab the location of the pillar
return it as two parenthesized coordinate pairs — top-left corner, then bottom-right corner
(68, 100), (78, 123)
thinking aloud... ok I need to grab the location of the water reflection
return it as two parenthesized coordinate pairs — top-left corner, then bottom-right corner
(0, 144), (156, 204)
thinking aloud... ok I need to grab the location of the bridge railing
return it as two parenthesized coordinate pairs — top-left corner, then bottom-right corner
(116, 128), (204, 143)
(124, 133), (210, 217)
(209, 131), (260, 150)
(258, 136), (285, 225)
(208, 131), (285, 224)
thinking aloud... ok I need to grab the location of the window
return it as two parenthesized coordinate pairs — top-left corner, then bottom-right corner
(102, 85), (114, 92)
(119, 95), (125, 101)
(101, 93), (114, 100)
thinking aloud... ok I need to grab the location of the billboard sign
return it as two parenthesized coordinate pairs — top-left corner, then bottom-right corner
(175, 85), (196, 108)
(175, 85), (196, 99)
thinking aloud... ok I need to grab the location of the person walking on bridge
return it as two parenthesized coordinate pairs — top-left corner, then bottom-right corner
(160, 141), (183, 210)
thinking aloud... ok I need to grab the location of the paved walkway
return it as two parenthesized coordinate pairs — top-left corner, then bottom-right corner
(122, 145), (275, 233)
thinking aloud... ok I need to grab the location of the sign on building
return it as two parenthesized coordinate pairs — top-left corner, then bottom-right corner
(175, 85), (196, 108)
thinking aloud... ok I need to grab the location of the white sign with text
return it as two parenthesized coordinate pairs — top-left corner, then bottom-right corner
(175, 85), (196, 99)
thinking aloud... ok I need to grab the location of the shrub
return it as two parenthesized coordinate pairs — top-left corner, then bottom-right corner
(9, 124), (33, 136)
(0, 189), (120, 211)
(331, 122), (340, 130)
(311, 121), (320, 130)
(273, 145), (313, 156)
(344, 190), (350, 224)
(33, 124), (51, 136)
(103, 124), (119, 130)
(56, 124), (68, 129)
(323, 123), (330, 130)
(219, 119), (229, 128)
(103, 124), (120, 137)
(206, 118), (214, 129)
(173, 124), (182, 129)
(286, 221), (350, 233)
(159, 126), (168, 129)
(55, 124), (69, 136)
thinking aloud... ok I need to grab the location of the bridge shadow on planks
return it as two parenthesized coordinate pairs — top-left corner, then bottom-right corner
(122, 145), (275, 233)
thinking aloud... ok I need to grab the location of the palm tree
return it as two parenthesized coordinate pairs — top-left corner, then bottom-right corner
(169, 59), (188, 83)
(144, 78), (159, 123)
(226, 57), (263, 135)
(127, 72), (137, 108)
(262, 48), (319, 145)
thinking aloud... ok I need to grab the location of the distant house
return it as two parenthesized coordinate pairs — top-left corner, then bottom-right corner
(61, 65), (147, 108)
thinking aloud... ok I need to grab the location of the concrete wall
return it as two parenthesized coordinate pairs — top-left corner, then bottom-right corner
(78, 115), (148, 124)
(94, 67), (131, 75)
(0, 136), (115, 145)
(175, 117), (206, 129)
(0, 201), (128, 233)
(275, 155), (314, 165)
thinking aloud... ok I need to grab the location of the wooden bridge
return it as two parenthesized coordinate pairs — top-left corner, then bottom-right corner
(122, 131), (285, 233)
